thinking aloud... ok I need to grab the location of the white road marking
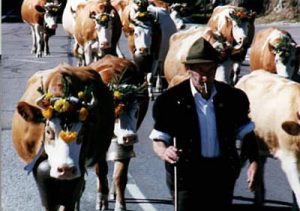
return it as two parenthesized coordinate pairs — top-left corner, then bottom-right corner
(127, 173), (158, 211)
(10, 59), (47, 64)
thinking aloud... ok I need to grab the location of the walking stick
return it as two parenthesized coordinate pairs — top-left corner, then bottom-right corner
(173, 137), (178, 211)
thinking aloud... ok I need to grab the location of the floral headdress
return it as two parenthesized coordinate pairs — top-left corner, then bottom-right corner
(229, 9), (255, 26)
(44, 2), (62, 14)
(108, 71), (146, 117)
(273, 35), (294, 64)
(36, 75), (96, 143)
(95, 13), (112, 28)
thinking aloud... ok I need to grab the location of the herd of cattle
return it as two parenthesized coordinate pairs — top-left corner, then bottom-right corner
(11, 0), (300, 210)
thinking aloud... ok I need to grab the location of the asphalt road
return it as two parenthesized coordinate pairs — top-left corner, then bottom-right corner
(1, 20), (300, 211)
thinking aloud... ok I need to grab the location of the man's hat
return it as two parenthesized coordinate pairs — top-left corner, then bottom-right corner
(181, 37), (220, 64)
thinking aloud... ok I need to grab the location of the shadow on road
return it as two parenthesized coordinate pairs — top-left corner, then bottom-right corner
(122, 197), (294, 210)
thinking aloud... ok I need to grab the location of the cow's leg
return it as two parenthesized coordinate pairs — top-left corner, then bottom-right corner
(116, 42), (125, 58)
(232, 62), (240, 85)
(146, 73), (154, 100)
(277, 150), (300, 207)
(34, 24), (44, 58)
(113, 159), (130, 211)
(30, 26), (37, 55)
(43, 33), (50, 56)
(109, 179), (116, 200)
(254, 155), (266, 205)
(95, 159), (109, 210)
(83, 42), (93, 65)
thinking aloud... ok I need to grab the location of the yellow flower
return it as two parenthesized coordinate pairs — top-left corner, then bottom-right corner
(45, 92), (53, 100)
(53, 99), (70, 113)
(42, 106), (54, 119)
(79, 107), (88, 121)
(78, 91), (85, 99)
(59, 131), (78, 143)
(114, 90), (123, 100)
(138, 12), (147, 18)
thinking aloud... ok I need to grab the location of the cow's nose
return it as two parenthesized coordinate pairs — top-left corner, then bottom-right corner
(100, 41), (110, 49)
(50, 24), (57, 30)
(57, 165), (77, 177)
(123, 134), (137, 144)
(138, 47), (148, 55)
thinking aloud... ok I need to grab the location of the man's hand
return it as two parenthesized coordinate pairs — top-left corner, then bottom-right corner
(247, 161), (258, 192)
(162, 146), (181, 164)
(153, 140), (181, 164)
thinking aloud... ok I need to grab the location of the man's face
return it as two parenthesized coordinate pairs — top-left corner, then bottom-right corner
(187, 62), (217, 94)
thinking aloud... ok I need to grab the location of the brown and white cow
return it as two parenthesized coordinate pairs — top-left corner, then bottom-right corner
(21, 0), (62, 58)
(74, 0), (122, 66)
(250, 27), (300, 79)
(12, 64), (115, 210)
(164, 26), (232, 87)
(235, 69), (300, 208)
(122, 0), (178, 98)
(89, 55), (149, 211)
(208, 5), (256, 84)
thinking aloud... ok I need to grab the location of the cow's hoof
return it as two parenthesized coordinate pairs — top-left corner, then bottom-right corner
(114, 201), (126, 211)
(96, 193), (108, 210)
(109, 192), (116, 200)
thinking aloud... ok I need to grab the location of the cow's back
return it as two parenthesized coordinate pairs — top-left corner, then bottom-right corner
(236, 70), (300, 152)
(21, 0), (45, 25)
(249, 28), (277, 73)
(164, 26), (207, 86)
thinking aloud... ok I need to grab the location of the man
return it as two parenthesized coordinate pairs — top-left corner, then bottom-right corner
(149, 37), (258, 210)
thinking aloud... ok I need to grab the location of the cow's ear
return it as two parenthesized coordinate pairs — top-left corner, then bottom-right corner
(35, 5), (45, 13)
(17, 101), (44, 123)
(282, 121), (300, 136)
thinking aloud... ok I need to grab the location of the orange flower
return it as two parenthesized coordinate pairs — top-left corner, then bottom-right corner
(42, 106), (53, 119)
(79, 107), (88, 121)
(115, 103), (125, 117)
(59, 131), (78, 143)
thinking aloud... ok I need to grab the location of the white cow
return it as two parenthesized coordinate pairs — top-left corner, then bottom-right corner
(236, 69), (300, 207)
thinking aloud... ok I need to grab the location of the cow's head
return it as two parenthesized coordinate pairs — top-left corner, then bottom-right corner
(89, 3), (120, 54)
(17, 74), (97, 180)
(169, 3), (186, 30)
(109, 83), (146, 145)
(128, 9), (156, 56)
(269, 32), (300, 79)
(203, 29), (232, 61)
(35, 1), (62, 31)
(225, 7), (256, 50)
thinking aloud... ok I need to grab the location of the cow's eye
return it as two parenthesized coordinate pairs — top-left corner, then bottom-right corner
(45, 128), (55, 141)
